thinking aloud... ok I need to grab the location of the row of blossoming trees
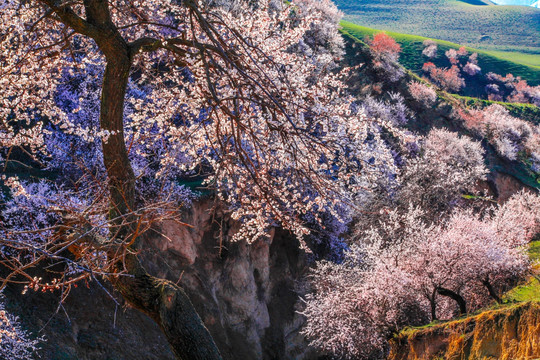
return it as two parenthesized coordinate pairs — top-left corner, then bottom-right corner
(421, 40), (540, 105)
(366, 32), (540, 106)
(300, 31), (540, 359)
(302, 127), (540, 358)
(0, 0), (539, 359)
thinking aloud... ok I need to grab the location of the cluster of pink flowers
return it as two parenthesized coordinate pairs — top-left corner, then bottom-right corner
(458, 104), (540, 166)
(486, 73), (540, 105)
(422, 62), (465, 92)
(420, 44), (484, 93)
(408, 81), (437, 106)
(303, 190), (540, 359)
(366, 33), (404, 82)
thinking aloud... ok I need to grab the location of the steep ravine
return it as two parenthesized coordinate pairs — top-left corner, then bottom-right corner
(4, 198), (315, 360)
(140, 198), (315, 360)
(388, 302), (540, 360)
(4, 30), (538, 360)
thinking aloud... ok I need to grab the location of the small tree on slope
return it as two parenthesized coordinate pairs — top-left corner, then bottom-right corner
(302, 190), (540, 359)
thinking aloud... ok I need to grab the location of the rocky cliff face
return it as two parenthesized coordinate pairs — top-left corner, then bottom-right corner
(388, 302), (540, 360)
(3, 198), (315, 360)
(142, 199), (315, 360)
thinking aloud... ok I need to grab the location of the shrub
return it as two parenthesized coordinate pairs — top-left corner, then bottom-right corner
(360, 92), (409, 125)
(367, 33), (404, 82)
(463, 62), (481, 76)
(294, 0), (344, 71)
(399, 129), (487, 215)
(459, 104), (540, 163)
(424, 64), (465, 92)
(408, 81), (437, 106)
(369, 32), (401, 61)
(422, 39), (437, 58)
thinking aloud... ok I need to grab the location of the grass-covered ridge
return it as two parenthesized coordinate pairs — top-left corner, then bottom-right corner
(335, 0), (540, 54)
(340, 21), (540, 86)
(451, 95), (540, 124)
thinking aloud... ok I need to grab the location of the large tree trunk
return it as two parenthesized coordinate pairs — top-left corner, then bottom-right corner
(98, 41), (222, 360)
(100, 51), (136, 222)
(437, 287), (467, 315)
(34, 1), (223, 357)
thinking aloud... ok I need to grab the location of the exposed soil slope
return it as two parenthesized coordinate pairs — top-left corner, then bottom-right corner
(388, 302), (540, 360)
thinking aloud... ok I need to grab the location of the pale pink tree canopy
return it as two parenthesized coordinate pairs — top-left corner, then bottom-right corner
(0, 0), (396, 245)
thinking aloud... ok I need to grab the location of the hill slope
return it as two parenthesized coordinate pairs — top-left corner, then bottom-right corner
(335, 0), (540, 54)
(340, 21), (540, 87)
(492, 0), (539, 6)
(339, 28), (540, 188)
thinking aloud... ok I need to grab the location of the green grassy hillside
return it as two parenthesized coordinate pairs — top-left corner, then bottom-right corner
(487, 50), (540, 67)
(335, 0), (540, 54)
(504, 240), (540, 302)
(340, 21), (540, 87)
(339, 28), (540, 187)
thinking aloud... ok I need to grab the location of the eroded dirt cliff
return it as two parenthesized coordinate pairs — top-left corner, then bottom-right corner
(388, 302), (540, 360)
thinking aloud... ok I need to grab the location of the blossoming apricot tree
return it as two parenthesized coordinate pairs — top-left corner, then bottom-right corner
(0, 0), (394, 358)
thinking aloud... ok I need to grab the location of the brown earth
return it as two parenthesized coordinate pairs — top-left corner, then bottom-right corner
(388, 302), (540, 360)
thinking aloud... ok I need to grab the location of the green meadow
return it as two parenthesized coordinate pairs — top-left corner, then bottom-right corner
(340, 21), (540, 86)
(335, 0), (540, 54)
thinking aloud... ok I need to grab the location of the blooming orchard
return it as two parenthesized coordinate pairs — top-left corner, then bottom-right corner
(2, 0), (537, 359)
(0, 0), (396, 358)
(303, 189), (540, 359)
(302, 127), (540, 359)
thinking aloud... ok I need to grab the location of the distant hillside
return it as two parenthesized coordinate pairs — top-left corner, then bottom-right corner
(339, 28), (540, 188)
(340, 21), (540, 88)
(334, 0), (540, 54)
(492, 0), (539, 7)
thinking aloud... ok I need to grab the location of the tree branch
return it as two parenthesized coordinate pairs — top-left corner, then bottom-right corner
(38, 0), (100, 38)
